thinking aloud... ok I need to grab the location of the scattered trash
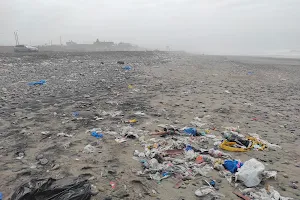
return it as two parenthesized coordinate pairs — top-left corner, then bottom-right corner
(115, 138), (127, 143)
(233, 190), (251, 200)
(220, 130), (266, 152)
(83, 144), (95, 153)
(11, 177), (91, 200)
(250, 185), (293, 200)
(134, 111), (146, 116)
(128, 119), (137, 123)
(224, 90), (231, 94)
(117, 61), (125, 64)
(63, 142), (71, 149)
(223, 160), (243, 173)
(72, 111), (79, 117)
(209, 148), (231, 158)
(28, 79), (46, 86)
(289, 181), (298, 189)
(57, 132), (73, 137)
(41, 131), (50, 135)
(110, 181), (116, 189)
(184, 127), (197, 136)
(123, 65), (132, 70)
(247, 72), (254, 75)
(195, 186), (225, 198)
(128, 84), (133, 89)
(16, 152), (25, 160)
(190, 117), (206, 128)
(262, 171), (277, 179)
(91, 131), (103, 139)
(236, 158), (265, 187)
(209, 180), (216, 187)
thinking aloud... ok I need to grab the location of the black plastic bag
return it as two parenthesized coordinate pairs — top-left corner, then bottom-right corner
(11, 177), (91, 200)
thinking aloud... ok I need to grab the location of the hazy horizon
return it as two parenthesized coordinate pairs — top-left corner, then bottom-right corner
(1, 0), (300, 55)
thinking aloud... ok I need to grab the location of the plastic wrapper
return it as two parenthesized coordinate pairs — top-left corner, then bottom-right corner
(235, 158), (265, 187)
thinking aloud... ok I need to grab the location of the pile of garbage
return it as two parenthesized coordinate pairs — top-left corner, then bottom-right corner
(132, 124), (292, 199)
(218, 127), (282, 152)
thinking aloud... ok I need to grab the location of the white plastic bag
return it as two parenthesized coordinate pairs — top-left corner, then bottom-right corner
(236, 158), (265, 187)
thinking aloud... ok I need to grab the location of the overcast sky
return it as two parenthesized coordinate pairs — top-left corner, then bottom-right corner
(1, 0), (300, 54)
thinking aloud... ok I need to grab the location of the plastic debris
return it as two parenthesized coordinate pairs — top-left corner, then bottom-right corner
(91, 131), (103, 139)
(185, 145), (193, 151)
(28, 79), (46, 86)
(250, 185), (293, 200)
(236, 158), (265, 187)
(57, 132), (73, 137)
(248, 133), (282, 150)
(190, 117), (206, 128)
(195, 187), (214, 197)
(11, 177), (91, 200)
(209, 180), (216, 187)
(223, 160), (243, 173)
(183, 127), (197, 136)
(195, 186), (225, 198)
(209, 148), (231, 158)
(83, 144), (95, 153)
(289, 181), (298, 189)
(110, 181), (116, 189)
(262, 171), (277, 179)
(123, 65), (131, 70)
(233, 190), (251, 200)
(115, 138), (127, 143)
(72, 111), (79, 117)
(117, 61), (125, 64)
(134, 111), (146, 116)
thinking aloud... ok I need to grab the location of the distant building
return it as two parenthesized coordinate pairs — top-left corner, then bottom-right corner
(93, 39), (114, 49)
(66, 40), (77, 46)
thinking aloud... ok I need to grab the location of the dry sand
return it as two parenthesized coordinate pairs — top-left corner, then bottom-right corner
(0, 51), (299, 199)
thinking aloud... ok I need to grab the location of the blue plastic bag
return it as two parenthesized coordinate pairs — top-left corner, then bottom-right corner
(28, 80), (46, 86)
(91, 131), (103, 139)
(123, 66), (131, 70)
(185, 145), (193, 151)
(162, 172), (170, 177)
(223, 160), (243, 173)
(72, 112), (79, 117)
(184, 127), (197, 136)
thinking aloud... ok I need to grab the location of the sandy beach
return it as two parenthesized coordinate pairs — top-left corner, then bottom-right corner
(0, 51), (299, 200)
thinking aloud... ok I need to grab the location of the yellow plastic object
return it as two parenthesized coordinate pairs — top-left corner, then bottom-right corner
(205, 129), (211, 134)
(219, 140), (250, 152)
(128, 84), (133, 89)
(220, 137), (266, 152)
(248, 137), (266, 150)
(129, 119), (137, 123)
